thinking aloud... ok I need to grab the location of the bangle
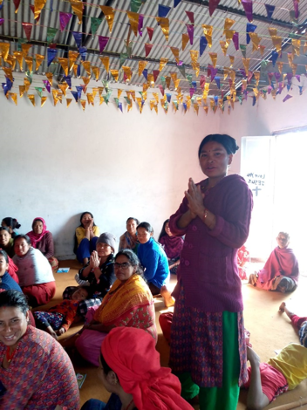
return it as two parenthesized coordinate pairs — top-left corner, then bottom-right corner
(203, 208), (208, 219)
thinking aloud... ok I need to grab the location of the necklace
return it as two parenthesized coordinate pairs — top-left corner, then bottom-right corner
(6, 346), (16, 363)
(125, 398), (134, 410)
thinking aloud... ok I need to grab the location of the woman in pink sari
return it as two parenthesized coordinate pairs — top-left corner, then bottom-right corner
(249, 232), (299, 292)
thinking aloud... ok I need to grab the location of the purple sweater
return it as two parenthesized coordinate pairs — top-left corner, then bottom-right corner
(169, 174), (253, 312)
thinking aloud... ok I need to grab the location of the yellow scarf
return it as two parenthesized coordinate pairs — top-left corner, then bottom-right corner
(93, 274), (153, 326)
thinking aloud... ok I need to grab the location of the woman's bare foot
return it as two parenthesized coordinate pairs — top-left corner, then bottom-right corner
(279, 302), (286, 313)
(160, 286), (175, 308)
(279, 302), (294, 319)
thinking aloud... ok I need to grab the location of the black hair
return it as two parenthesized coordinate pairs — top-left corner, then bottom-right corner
(100, 352), (116, 376)
(0, 249), (8, 263)
(2, 218), (21, 230)
(198, 134), (239, 157)
(13, 234), (32, 246)
(158, 219), (170, 242)
(32, 218), (44, 230)
(126, 217), (139, 225)
(137, 222), (154, 234)
(115, 249), (143, 275)
(79, 212), (96, 228)
(0, 290), (29, 315)
(0, 227), (11, 235)
(70, 285), (93, 299)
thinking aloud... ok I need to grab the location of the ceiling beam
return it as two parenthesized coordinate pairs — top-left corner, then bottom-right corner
(183, 0), (295, 29)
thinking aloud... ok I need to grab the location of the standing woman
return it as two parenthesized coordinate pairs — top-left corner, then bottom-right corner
(169, 134), (253, 410)
(27, 217), (59, 271)
(1, 217), (21, 238)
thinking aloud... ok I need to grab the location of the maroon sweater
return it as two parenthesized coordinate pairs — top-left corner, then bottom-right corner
(36, 232), (55, 259)
(169, 174), (253, 312)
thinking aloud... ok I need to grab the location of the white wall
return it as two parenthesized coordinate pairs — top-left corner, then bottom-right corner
(0, 84), (220, 259)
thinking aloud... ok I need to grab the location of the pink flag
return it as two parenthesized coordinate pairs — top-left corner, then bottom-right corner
(59, 12), (72, 32)
(22, 23), (33, 41)
(209, 0), (221, 17)
(283, 94), (292, 102)
(145, 43), (153, 57)
(147, 27), (154, 41)
(232, 32), (239, 50)
(185, 11), (194, 24)
(153, 70), (159, 82)
(98, 36), (109, 53)
(43, 80), (51, 93)
(158, 85), (164, 96)
(186, 24), (194, 45)
(200, 75), (206, 89)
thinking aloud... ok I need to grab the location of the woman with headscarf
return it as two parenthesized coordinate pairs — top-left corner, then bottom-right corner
(27, 217), (58, 271)
(81, 326), (194, 410)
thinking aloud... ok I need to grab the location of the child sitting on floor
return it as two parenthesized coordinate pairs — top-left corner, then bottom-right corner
(33, 286), (92, 339)
(243, 304), (307, 410)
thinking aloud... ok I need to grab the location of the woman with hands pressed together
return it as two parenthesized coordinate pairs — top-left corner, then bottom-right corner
(75, 212), (100, 265)
(168, 134), (253, 410)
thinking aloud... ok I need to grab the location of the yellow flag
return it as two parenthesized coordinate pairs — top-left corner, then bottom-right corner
(3, 67), (14, 82)
(81, 60), (91, 76)
(223, 18), (235, 35)
(24, 56), (33, 72)
(100, 6), (115, 33)
(253, 71), (260, 86)
(209, 52), (217, 68)
(14, 51), (23, 70)
(100, 56), (110, 72)
(68, 51), (79, 72)
(159, 58), (168, 72)
(138, 61), (148, 76)
(35, 54), (44, 71)
(52, 90), (60, 106)
(34, 0), (47, 20)
(249, 33), (261, 53)
(110, 69), (119, 81)
(182, 33), (189, 51)
(127, 12), (139, 36)
(87, 93), (94, 106)
(45, 72), (53, 86)
(192, 62), (200, 77)
(170, 47), (180, 63)
(268, 28), (277, 38)
(82, 76), (90, 86)
(19, 85), (25, 97)
(190, 50), (199, 64)
(242, 58), (250, 76)
(224, 67), (229, 80)
(9, 92), (18, 105)
(0, 42), (10, 61)
(80, 100), (86, 110)
(28, 94), (35, 106)
(225, 30), (235, 45)
(118, 89), (122, 98)
(41, 96), (47, 107)
(58, 82), (69, 96)
(66, 98), (72, 107)
(277, 62), (283, 74)
(6, 55), (16, 70)
(202, 25), (213, 47)
(229, 55), (234, 67)
(21, 43), (32, 58)
(91, 66), (100, 81)
(193, 103), (199, 115)
(292, 39), (301, 56)
(155, 17), (169, 41)
(58, 57), (69, 76)
(219, 41), (228, 56)
(70, 0), (83, 24)
(271, 36), (282, 53)
(122, 66), (132, 81)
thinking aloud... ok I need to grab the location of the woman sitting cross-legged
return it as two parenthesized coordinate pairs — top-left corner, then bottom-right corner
(0, 290), (80, 410)
(75, 249), (157, 366)
(81, 327), (194, 410)
(13, 235), (56, 307)
(119, 217), (140, 254)
(158, 219), (184, 275)
(75, 211), (100, 265)
(64, 233), (116, 317)
(249, 232), (299, 292)
(137, 222), (174, 307)
(27, 217), (59, 271)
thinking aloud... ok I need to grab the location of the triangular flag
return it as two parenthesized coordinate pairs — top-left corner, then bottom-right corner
(47, 48), (57, 66)
(13, 0), (21, 13)
(72, 32), (82, 48)
(98, 36), (109, 53)
(147, 27), (154, 41)
(100, 56), (110, 72)
(22, 23), (33, 41)
(209, 0), (221, 17)
(242, 0), (253, 23)
(91, 17), (102, 35)
(59, 12), (72, 32)
(182, 33), (189, 51)
(34, 0), (47, 20)
(185, 11), (194, 24)
(155, 17), (169, 41)
(100, 6), (115, 32)
(187, 24), (194, 45)
(47, 27), (58, 43)
(200, 36), (207, 56)
(127, 11), (139, 36)
(70, 0), (83, 24)
(265, 4), (275, 19)
(158, 4), (171, 18)
(145, 43), (153, 57)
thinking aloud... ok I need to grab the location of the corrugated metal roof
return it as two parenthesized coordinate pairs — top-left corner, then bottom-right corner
(1, 0), (307, 107)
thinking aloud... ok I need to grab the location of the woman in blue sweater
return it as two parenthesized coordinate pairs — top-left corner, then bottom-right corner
(137, 222), (174, 307)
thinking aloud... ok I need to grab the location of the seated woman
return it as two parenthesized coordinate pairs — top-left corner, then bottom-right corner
(34, 286), (92, 340)
(75, 249), (157, 366)
(244, 343), (307, 410)
(119, 217), (139, 254)
(75, 212), (100, 265)
(0, 227), (14, 258)
(13, 235), (56, 307)
(64, 233), (116, 317)
(137, 222), (174, 307)
(27, 217), (59, 271)
(1, 217), (21, 238)
(158, 219), (184, 274)
(249, 232), (299, 292)
(0, 290), (79, 409)
(0, 250), (22, 292)
(81, 327), (194, 410)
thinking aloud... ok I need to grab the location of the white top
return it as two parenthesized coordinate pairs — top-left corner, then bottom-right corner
(13, 248), (55, 287)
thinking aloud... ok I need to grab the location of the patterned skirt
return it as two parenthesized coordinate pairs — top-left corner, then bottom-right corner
(169, 286), (247, 388)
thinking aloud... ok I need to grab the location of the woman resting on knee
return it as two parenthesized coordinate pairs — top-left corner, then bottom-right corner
(1, 217), (21, 238)
(81, 327), (194, 410)
(249, 232), (299, 292)
(119, 217), (139, 254)
(13, 235), (56, 307)
(75, 249), (157, 366)
(75, 212), (100, 265)
(137, 222), (174, 307)
(64, 233), (116, 317)
(0, 227), (15, 258)
(0, 290), (79, 409)
(27, 217), (59, 271)
(158, 219), (184, 274)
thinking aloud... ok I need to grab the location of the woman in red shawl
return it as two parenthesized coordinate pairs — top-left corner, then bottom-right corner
(81, 327), (194, 410)
(27, 217), (58, 271)
(249, 232), (299, 292)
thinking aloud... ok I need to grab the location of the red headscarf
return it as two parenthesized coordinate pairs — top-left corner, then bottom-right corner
(27, 217), (49, 248)
(101, 327), (194, 410)
(0, 249), (19, 283)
